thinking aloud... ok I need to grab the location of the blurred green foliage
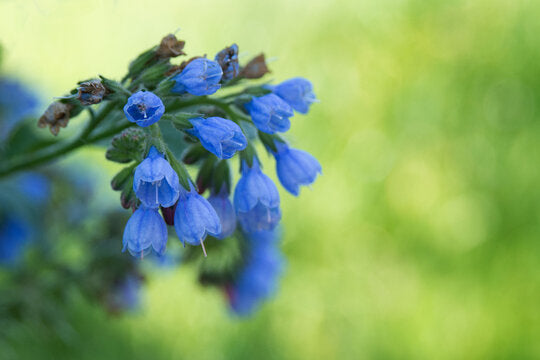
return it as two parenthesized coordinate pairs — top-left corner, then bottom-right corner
(1, 0), (540, 359)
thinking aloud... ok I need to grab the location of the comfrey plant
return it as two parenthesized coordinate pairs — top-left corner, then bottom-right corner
(0, 34), (321, 315)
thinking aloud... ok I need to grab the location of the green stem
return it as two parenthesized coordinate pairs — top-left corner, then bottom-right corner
(0, 102), (128, 178)
(0, 97), (250, 178)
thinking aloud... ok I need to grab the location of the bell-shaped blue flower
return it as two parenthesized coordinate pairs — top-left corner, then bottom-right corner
(122, 206), (168, 257)
(215, 44), (239, 81)
(272, 77), (317, 114)
(133, 146), (180, 208)
(245, 94), (294, 134)
(234, 159), (281, 233)
(171, 58), (223, 96)
(207, 186), (236, 239)
(226, 230), (284, 316)
(187, 117), (247, 159)
(174, 181), (221, 253)
(272, 142), (322, 196)
(123, 91), (165, 127)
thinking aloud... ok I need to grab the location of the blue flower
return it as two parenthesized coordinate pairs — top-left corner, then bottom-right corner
(123, 91), (165, 127)
(15, 173), (51, 205)
(207, 186), (236, 239)
(172, 58), (223, 96)
(245, 94), (294, 134)
(133, 146), (180, 208)
(187, 117), (247, 159)
(272, 77), (317, 114)
(227, 230), (284, 316)
(174, 181), (221, 252)
(234, 159), (281, 233)
(0, 216), (32, 265)
(0, 78), (38, 141)
(272, 142), (322, 196)
(215, 44), (239, 81)
(122, 206), (168, 257)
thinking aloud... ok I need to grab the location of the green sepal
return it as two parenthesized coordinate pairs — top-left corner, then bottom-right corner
(120, 176), (138, 210)
(137, 61), (170, 89)
(111, 164), (136, 191)
(257, 131), (280, 153)
(196, 156), (217, 194)
(105, 128), (147, 163)
(100, 75), (131, 101)
(127, 48), (158, 80)
(166, 149), (191, 191)
(182, 143), (207, 164)
(154, 78), (176, 97)
(161, 112), (200, 130)
(239, 142), (258, 168)
(212, 160), (231, 194)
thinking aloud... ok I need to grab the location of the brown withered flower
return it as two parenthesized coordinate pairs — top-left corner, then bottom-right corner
(37, 102), (73, 136)
(156, 34), (186, 59)
(240, 53), (270, 79)
(77, 79), (106, 105)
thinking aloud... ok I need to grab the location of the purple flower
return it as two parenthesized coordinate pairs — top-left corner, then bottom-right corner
(133, 146), (180, 208)
(172, 58), (223, 96)
(187, 117), (247, 159)
(207, 186), (236, 239)
(245, 94), (293, 134)
(174, 181), (221, 253)
(227, 230), (284, 316)
(272, 77), (317, 114)
(123, 91), (165, 127)
(234, 159), (281, 233)
(122, 206), (168, 257)
(272, 142), (321, 196)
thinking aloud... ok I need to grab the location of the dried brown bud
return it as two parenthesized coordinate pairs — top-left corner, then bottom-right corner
(37, 102), (73, 136)
(156, 34), (186, 59)
(77, 79), (106, 105)
(240, 53), (270, 79)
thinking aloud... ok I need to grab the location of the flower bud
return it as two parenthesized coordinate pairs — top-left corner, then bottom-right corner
(273, 77), (317, 114)
(245, 94), (293, 134)
(171, 58), (223, 96)
(215, 44), (239, 81)
(187, 117), (247, 160)
(77, 79), (106, 105)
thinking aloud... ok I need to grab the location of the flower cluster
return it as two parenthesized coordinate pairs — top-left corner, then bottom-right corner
(17, 33), (322, 316)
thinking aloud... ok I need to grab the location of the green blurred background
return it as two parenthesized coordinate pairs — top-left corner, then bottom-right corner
(2, 0), (540, 358)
